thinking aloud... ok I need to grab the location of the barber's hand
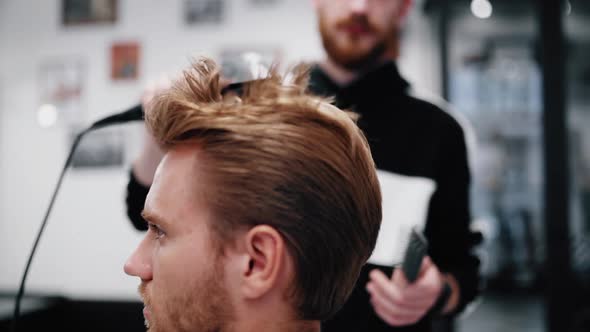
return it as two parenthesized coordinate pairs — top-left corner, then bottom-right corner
(366, 256), (444, 327)
(132, 75), (173, 186)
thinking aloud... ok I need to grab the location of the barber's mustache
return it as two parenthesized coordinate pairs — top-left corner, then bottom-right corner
(336, 14), (378, 33)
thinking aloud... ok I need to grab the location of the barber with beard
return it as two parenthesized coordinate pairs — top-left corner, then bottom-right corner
(125, 1), (481, 331)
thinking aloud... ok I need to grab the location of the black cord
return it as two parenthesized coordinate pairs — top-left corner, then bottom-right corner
(10, 79), (255, 331)
(11, 128), (90, 332)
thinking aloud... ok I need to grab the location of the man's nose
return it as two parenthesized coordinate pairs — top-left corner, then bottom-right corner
(124, 237), (153, 281)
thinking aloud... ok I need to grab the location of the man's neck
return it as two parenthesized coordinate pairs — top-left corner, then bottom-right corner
(319, 57), (391, 87)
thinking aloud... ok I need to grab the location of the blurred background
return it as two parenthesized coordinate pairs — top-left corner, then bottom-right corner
(0, 0), (588, 331)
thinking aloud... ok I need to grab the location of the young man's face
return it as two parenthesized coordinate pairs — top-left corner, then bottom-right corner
(124, 147), (233, 332)
(314, 0), (410, 69)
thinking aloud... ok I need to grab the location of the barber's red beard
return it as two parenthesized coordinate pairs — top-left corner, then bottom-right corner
(319, 14), (392, 71)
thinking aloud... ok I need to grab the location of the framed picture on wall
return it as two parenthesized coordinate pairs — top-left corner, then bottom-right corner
(184, 0), (224, 24)
(218, 46), (282, 82)
(62, 0), (117, 25)
(111, 42), (140, 80)
(38, 58), (86, 126)
(70, 127), (125, 168)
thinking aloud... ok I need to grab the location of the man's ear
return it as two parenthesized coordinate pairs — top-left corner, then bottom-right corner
(239, 225), (286, 300)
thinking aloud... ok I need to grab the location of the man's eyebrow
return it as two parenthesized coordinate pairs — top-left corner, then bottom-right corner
(141, 209), (169, 227)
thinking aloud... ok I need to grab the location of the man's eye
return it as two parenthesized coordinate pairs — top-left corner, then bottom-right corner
(148, 223), (165, 239)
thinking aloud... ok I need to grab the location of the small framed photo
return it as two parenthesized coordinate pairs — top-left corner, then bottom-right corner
(111, 42), (140, 81)
(62, 0), (117, 25)
(184, 0), (224, 24)
(39, 58), (86, 126)
(218, 47), (282, 82)
(71, 127), (125, 169)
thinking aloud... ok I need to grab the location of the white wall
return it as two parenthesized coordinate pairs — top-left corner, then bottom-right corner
(0, 0), (440, 300)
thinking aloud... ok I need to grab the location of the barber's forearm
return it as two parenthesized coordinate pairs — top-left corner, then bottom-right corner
(132, 156), (160, 186)
(132, 131), (164, 186)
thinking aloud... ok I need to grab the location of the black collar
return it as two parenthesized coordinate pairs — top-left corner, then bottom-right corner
(309, 61), (410, 109)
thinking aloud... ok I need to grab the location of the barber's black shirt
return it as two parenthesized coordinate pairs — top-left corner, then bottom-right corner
(310, 62), (480, 332)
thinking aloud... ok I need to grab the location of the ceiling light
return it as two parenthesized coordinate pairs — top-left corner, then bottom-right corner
(471, 0), (493, 19)
(37, 104), (58, 128)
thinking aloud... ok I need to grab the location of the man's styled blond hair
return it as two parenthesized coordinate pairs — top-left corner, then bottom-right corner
(145, 57), (382, 320)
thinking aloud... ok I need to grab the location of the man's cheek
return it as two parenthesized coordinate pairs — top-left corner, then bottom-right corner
(157, 249), (194, 287)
